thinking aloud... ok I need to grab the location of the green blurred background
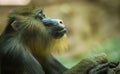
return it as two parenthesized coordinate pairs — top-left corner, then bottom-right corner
(0, 0), (120, 68)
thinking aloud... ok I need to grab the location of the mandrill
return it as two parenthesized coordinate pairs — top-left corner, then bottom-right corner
(0, 5), (67, 74)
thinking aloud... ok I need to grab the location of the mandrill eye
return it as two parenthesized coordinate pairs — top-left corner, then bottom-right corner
(35, 10), (45, 20)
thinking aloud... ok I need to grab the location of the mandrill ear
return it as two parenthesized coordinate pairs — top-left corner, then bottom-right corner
(2, 18), (14, 35)
(11, 20), (18, 31)
(8, 17), (20, 32)
(2, 18), (18, 35)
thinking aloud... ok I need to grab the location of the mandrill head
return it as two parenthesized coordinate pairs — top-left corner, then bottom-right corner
(4, 5), (68, 57)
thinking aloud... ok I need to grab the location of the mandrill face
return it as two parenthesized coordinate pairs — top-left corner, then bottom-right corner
(35, 11), (67, 39)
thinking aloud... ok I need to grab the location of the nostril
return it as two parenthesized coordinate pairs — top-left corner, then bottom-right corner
(59, 21), (63, 24)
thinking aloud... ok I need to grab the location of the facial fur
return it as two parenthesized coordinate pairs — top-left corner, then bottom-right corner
(5, 5), (68, 57)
